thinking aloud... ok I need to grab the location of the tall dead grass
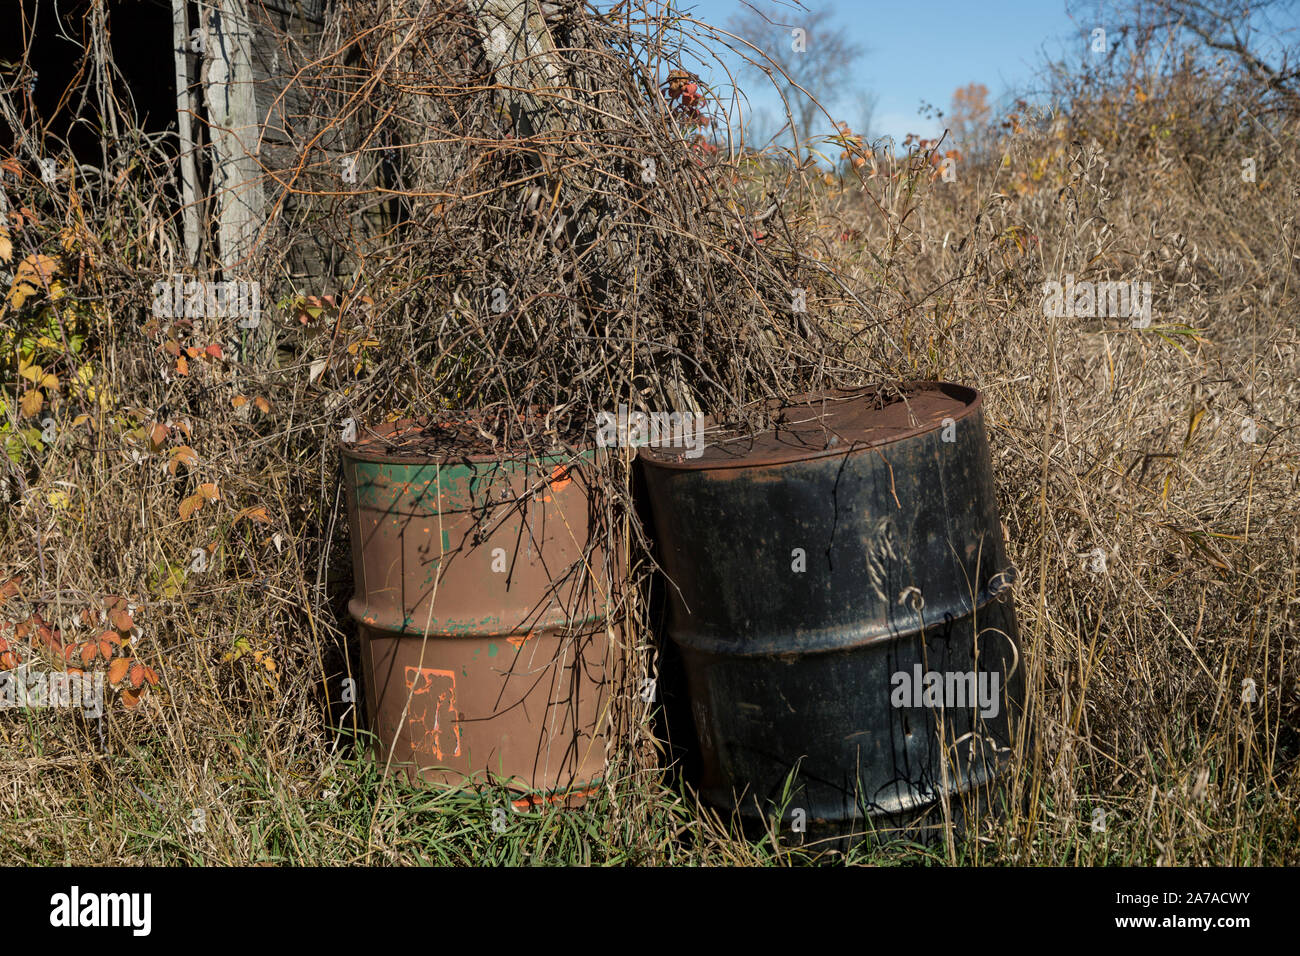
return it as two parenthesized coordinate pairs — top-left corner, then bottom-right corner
(0, 2), (1294, 864)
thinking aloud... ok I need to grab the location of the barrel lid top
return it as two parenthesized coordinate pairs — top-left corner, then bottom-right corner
(340, 412), (590, 464)
(639, 381), (980, 470)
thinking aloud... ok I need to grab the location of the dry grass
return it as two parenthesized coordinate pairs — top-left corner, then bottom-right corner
(0, 2), (1295, 865)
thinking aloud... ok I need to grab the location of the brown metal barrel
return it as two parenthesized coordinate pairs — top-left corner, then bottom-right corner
(340, 419), (614, 799)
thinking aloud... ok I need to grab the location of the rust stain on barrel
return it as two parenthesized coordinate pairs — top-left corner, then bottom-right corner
(341, 416), (616, 800)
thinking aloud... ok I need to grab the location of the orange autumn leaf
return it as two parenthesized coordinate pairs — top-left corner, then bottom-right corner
(122, 687), (141, 708)
(204, 343), (223, 359)
(175, 356), (189, 376)
(8, 253), (60, 307)
(236, 506), (272, 524)
(110, 609), (133, 632)
(0, 576), (21, 602)
(142, 666), (159, 686)
(108, 657), (130, 685)
(179, 495), (202, 520)
(253, 396), (271, 414)
(148, 422), (169, 449)
(232, 395), (249, 409)
(80, 642), (98, 665)
(128, 663), (146, 689)
(168, 445), (199, 475)
(99, 639), (114, 659)
(198, 482), (219, 501)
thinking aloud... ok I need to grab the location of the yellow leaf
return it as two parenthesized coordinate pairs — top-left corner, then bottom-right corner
(47, 489), (70, 510)
(71, 414), (89, 426)
(39, 373), (58, 391)
(19, 362), (43, 383)
(87, 383), (113, 409)
(0, 227), (11, 264)
(20, 389), (43, 418)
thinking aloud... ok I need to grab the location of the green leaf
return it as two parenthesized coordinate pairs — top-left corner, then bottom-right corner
(147, 559), (188, 600)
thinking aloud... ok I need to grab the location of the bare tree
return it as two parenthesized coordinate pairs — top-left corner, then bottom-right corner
(1074, 0), (1299, 110)
(726, 1), (869, 148)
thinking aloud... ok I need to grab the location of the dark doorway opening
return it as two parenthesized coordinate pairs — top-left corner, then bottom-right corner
(1, 0), (180, 168)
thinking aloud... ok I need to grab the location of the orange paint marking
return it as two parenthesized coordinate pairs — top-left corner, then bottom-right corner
(535, 465), (573, 503)
(404, 665), (462, 760)
(548, 465), (572, 492)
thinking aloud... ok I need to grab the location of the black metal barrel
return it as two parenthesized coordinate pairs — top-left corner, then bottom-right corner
(638, 382), (1025, 842)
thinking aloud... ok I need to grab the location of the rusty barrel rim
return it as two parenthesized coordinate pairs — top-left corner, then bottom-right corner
(637, 380), (981, 471)
(340, 413), (593, 466)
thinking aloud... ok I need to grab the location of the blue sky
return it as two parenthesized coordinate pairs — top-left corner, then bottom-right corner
(678, 0), (1086, 143)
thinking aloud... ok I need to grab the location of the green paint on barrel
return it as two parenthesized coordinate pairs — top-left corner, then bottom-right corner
(340, 419), (615, 797)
